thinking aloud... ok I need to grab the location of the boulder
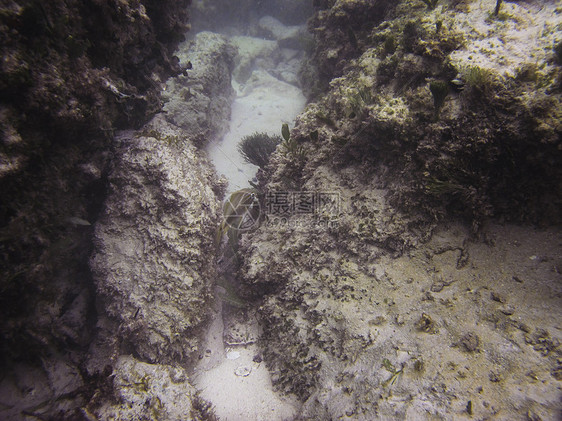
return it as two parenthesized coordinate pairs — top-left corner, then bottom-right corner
(90, 116), (221, 365)
(93, 355), (214, 420)
(258, 15), (307, 50)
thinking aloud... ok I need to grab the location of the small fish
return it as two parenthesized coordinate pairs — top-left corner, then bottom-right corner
(67, 216), (91, 226)
(450, 74), (465, 91)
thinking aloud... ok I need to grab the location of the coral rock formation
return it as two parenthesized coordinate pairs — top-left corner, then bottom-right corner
(90, 116), (221, 365)
(239, 0), (562, 419)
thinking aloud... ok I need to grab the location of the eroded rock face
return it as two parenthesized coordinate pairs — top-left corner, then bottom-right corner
(0, 2), (232, 419)
(94, 355), (214, 420)
(239, 0), (562, 419)
(243, 220), (562, 419)
(90, 116), (221, 365)
(86, 25), (237, 418)
(90, 25), (236, 370)
(88, 30), (236, 366)
(0, 0), (193, 363)
(308, 0), (397, 88)
(163, 31), (236, 146)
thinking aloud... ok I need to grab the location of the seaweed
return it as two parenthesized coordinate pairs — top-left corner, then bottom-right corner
(381, 358), (404, 388)
(280, 124), (307, 160)
(487, 0), (511, 22)
(383, 35), (397, 57)
(281, 137), (306, 160)
(460, 65), (495, 97)
(238, 132), (281, 169)
(282, 123), (291, 141)
(346, 86), (372, 119)
(554, 41), (562, 64)
(429, 80), (449, 112)
(191, 393), (218, 420)
(402, 21), (422, 53)
(216, 188), (261, 249)
(494, 0), (503, 16)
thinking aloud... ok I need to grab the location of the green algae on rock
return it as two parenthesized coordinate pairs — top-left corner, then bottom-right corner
(238, 0), (562, 419)
(429, 80), (449, 111)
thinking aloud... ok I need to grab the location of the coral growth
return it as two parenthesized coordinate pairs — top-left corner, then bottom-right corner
(0, 0), (194, 366)
(238, 132), (282, 169)
(239, 0), (562, 419)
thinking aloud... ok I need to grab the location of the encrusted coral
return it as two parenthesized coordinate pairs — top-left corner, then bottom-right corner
(93, 356), (216, 420)
(239, 1), (562, 419)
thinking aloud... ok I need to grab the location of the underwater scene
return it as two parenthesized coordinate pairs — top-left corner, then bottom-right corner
(0, 0), (561, 419)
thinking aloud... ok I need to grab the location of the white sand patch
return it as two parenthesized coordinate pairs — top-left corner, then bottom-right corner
(193, 308), (299, 420)
(207, 66), (306, 195)
(198, 32), (306, 420)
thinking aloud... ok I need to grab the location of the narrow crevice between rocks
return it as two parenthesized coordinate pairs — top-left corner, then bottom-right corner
(189, 7), (316, 418)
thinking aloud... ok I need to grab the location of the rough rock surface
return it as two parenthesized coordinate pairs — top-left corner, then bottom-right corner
(90, 115), (221, 365)
(0, 0), (191, 170)
(163, 31), (236, 146)
(0, 4), (197, 420)
(0, 2), (233, 419)
(83, 25), (238, 419)
(243, 220), (562, 419)
(0, 0), (193, 364)
(239, 0), (562, 419)
(289, 0), (562, 230)
(308, 0), (398, 88)
(88, 30), (236, 366)
(93, 355), (214, 420)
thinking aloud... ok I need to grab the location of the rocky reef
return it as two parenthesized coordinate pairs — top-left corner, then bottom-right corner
(302, 0), (562, 228)
(162, 31), (236, 145)
(1, 0), (190, 150)
(90, 116), (221, 366)
(85, 30), (235, 419)
(1, 0), (561, 419)
(239, 0), (562, 419)
(0, 0), (192, 362)
(0, 2), (231, 419)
